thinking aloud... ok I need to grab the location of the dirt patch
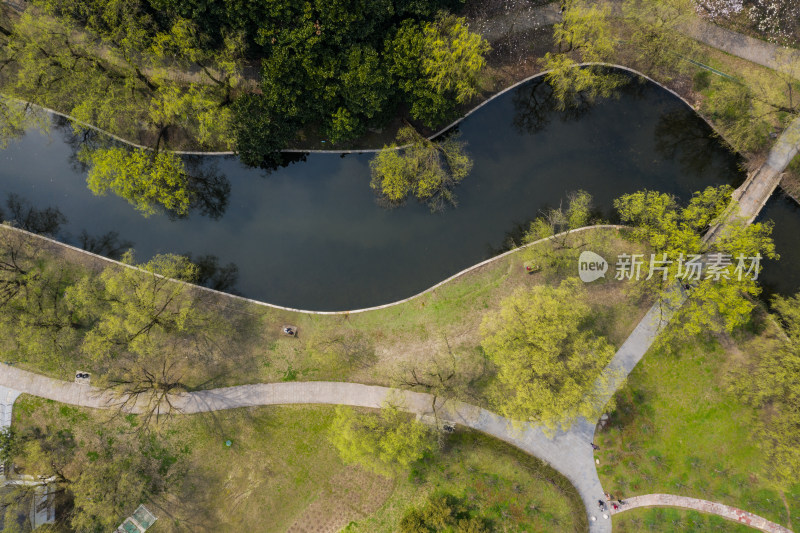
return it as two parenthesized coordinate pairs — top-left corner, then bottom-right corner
(286, 465), (394, 533)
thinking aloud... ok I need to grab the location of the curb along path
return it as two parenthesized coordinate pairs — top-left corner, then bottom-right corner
(611, 494), (794, 533)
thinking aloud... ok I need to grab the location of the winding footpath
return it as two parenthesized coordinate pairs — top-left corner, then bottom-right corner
(611, 494), (793, 533)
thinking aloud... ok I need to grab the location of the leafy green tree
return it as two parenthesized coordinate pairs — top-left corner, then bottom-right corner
(0, 427), (18, 465)
(399, 492), (490, 533)
(328, 404), (436, 476)
(622, 0), (700, 81)
(370, 125), (472, 211)
(9, 403), (186, 532)
(80, 146), (192, 217)
(388, 15), (490, 127)
(543, 0), (626, 109)
(422, 14), (490, 105)
(66, 251), (227, 423)
(614, 186), (777, 338)
(480, 278), (617, 430)
(0, 228), (84, 373)
(522, 190), (600, 272)
(700, 77), (772, 153)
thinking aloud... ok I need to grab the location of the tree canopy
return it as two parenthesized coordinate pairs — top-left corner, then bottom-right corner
(543, 0), (626, 109)
(369, 125), (473, 211)
(328, 404), (436, 476)
(614, 186), (777, 339)
(480, 278), (617, 430)
(80, 146), (193, 216)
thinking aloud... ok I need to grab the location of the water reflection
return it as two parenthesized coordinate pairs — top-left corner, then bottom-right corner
(758, 191), (800, 298)
(654, 110), (731, 176)
(184, 253), (239, 293)
(53, 118), (234, 221)
(1, 193), (66, 236)
(182, 157), (230, 221)
(78, 230), (133, 260)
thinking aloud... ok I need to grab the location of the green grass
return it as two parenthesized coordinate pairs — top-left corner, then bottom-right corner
(595, 336), (800, 528)
(614, 507), (762, 532)
(12, 397), (587, 532)
(347, 430), (587, 532)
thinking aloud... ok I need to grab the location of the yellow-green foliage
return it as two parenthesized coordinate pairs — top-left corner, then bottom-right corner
(701, 77), (772, 153)
(735, 294), (800, 489)
(369, 125), (472, 211)
(422, 14), (491, 104)
(544, 0), (626, 109)
(328, 404), (436, 477)
(81, 146), (192, 216)
(480, 278), (617, 430)
(614, 186), (777, 340)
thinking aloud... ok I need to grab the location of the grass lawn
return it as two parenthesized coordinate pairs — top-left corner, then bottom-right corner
(11, 397), (587, 532)
(614, 507), (762, 532)
(595, 332), (800, 529)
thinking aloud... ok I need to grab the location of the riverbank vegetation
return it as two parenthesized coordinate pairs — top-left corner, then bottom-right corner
(4, 0), (799, 216)
(0, 0), (491, 155)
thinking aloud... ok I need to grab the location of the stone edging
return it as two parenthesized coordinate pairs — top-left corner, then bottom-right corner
(0, 223), (624, 315)
(611, 494), (793, 533)
(1, 63), (729, 156)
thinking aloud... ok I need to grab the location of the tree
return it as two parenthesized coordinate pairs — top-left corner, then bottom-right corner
(543, 0), (626, 109)
(9, 402), (186, 532)
(700, 77), (772, 153)
(0, 99), (48, 149)
(388, 15), (490, 127)
(613, 186), (777, 339)
(328, 403), (436, 477)
(0, 427), (18, 465)
(422, 14), (490, 106)
(399, 492), (490, 533)
(480, 278), (617, 431)
(622, 0), (700, 81)
(79, 146), (192, 217)
(370, 125), (472, 211)
(394, 336), (488, 412)
(521, 190), (600, 273)
(0, 227), (84, 373)
(65, 251), (228, 425)
(748, 0), (800, 46)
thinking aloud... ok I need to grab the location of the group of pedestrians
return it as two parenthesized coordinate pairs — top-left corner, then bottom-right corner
(589, 441), (626, 523)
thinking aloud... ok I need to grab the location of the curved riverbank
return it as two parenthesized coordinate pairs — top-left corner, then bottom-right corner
(0, 223), (622, 315)
(1, 63), (729, 156)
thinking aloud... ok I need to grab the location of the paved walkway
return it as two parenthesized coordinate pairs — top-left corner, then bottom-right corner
(0, 364), (613, 531)
(612, 494), (793, 533)
(0, 386), (20, 429)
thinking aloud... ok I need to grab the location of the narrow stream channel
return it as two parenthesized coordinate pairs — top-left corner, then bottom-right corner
(2, 73), (774, 310)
